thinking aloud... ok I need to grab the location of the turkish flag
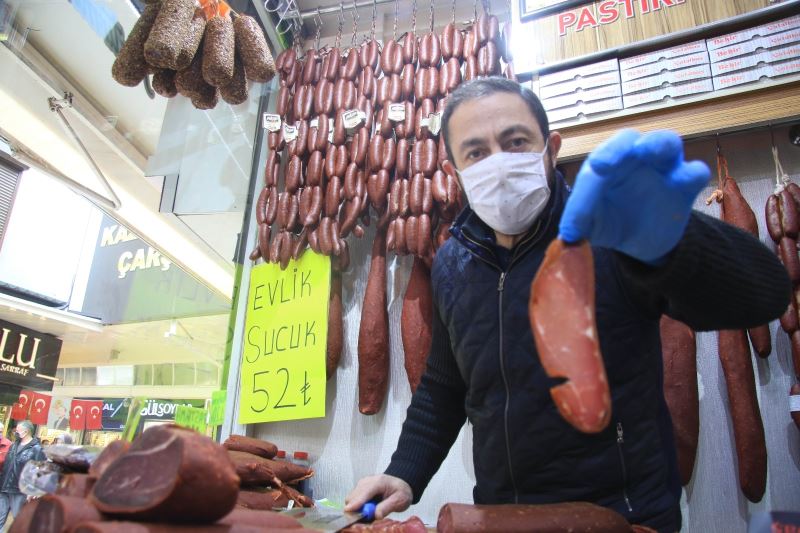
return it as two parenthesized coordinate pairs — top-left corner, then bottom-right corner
(10, 390), (33, 420)
(70, 399), (87, 430)
(85, 400), (103, 430)
(29, 393), (52, 425)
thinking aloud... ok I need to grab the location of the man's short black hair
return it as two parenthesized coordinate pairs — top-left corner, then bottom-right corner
(441, 77), (550, 166)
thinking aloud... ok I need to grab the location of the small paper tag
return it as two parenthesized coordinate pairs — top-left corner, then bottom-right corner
(310, 118), (319, 129)
(263, 113), (282, 132)
(427, 112), (442, 135)
(282, 123), (298, 142)
(328, 127), (334, 144)
(388, 103), (406, 122)
(791, 394), (800, 412)
(342, 109), (363, 130)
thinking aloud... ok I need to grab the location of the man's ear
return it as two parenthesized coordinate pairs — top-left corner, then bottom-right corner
(442, 159), (457, 177)
(547, 131), (562, 169)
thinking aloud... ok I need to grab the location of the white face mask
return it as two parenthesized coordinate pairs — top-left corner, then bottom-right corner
(458, 146), (551, 235)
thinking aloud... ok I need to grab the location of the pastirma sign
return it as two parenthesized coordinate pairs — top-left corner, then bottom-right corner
(239, 252), (330, 424)
(0, 319), (61, 391)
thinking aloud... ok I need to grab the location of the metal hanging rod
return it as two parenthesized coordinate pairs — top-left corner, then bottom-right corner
(299, 0), (394, 19)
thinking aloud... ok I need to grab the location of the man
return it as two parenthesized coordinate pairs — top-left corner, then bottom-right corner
(346, 77), (789, 531)
(0, 421), (45, 528)
(0, 424), (10, 468)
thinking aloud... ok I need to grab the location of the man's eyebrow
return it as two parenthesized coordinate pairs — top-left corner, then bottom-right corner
(498, 125), (536, 138)
(458, 137), (485, 151)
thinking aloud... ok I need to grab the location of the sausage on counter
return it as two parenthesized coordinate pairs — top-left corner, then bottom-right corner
(529, 239), (611, 433)
(401, 258), (433, 393)
(91, 424), (240, 523)
(88, 439), (130, 479)
(227, 450), (313, 485)
(219, 508), (304, 528)
(72, 523), (285, 533)
(660, 316), (698, 486)
(112, 2), (161, 86)
(235, 489), (289, 510)
(27, 495), (103, 533)
(233, 14), (276, 82)
(358, 229), (390, 415)
(718, 328), (767, 502)
(343, 516), (427, 532)
(55, 473), (96, 498)
(223, 434), (278, 459)
(437, 502), (634, 533)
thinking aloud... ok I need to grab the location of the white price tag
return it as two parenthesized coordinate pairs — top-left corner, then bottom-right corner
(342, 109), (364, 130)
(310, 118), (319, 129)
(388, 103), (406, 122)
(328, 126), (334, 144)
(791, 394), (800, 412)
(262, 113), (282, 132)
(427, 112), (442, 135)
(282, 123), (298, 142)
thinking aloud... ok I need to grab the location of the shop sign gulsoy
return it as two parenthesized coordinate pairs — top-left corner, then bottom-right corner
(100, 224), (171, 279)
(240, 253), (330, 423)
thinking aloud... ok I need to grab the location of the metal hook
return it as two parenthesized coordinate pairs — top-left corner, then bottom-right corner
(429, 0), (434, 33)
(351, 0), (359, 45)
(393, 0), (399, 40)
(263, 0), (281, 14)
(371, 0), (377, 40)
(314, 6), (322, 49)
(715, 133), (721, 155)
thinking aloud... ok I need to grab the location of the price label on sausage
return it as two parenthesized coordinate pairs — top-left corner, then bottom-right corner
(388, 103), (406, 122)
(427, 112), (442, 135)
(263, 114), (282, 132)
(239, 252), (331, 424)
(342, 109), (365, 130)
(282, 123), (298, 142)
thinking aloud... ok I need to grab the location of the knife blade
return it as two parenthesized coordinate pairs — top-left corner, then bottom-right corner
(283, 501), (377, 532)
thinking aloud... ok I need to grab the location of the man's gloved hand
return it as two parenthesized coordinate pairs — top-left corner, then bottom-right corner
(559, 129), (710, 265)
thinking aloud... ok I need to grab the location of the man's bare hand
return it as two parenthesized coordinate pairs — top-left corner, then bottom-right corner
(345, 474), (413, 520)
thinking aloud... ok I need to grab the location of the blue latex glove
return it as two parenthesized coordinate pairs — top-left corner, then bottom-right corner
(559, 129), (710, 265)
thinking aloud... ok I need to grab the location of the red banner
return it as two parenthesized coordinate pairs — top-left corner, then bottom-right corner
(85, 400), (103, 430)
(70, 399), (87, 430)
(10, 390), (33, 420)
(29, 392), (52, 425)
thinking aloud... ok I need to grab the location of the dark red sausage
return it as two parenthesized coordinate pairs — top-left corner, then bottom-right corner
(660, 316), (698, 486)
(717, 328), (767, 502)
(401, 258), (433, 393)
(358, 228), (389, 415)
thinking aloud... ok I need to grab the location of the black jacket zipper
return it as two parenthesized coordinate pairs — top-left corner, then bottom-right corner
(616, 422), (634, 512)
(461, 225), (542, 504)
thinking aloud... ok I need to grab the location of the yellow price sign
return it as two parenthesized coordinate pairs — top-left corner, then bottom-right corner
(238, 252), (330, 424)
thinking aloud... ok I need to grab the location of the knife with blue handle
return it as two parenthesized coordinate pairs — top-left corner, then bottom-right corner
(283, 499), (379, 532)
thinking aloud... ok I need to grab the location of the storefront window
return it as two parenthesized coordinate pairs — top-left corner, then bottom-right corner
(80, 367), (97, 386)
(196, 363), (219, 386)
(63, 368), (81, 387)
(134, 365), (153, 386)
(153, 364), (173, 386)
(174, 363), (195, 386)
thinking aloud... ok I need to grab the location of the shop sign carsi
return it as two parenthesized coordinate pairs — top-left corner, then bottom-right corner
(100, 224), (172, 279)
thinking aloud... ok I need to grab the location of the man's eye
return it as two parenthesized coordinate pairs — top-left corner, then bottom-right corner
(466, 150), (483, 160)
(509, 138), (527, 149)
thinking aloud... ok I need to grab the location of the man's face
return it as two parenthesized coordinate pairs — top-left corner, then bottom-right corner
(15, 426), (27, 439)
(446, 92), (560, 183)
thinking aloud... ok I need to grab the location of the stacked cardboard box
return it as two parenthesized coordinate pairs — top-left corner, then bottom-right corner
(537, 59), (622, 124)
(708, 15), (800, 90)
(620, 41), (713, 108)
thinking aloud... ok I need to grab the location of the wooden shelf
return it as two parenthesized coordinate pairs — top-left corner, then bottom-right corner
(555, 78), (800, 161)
